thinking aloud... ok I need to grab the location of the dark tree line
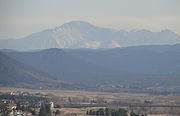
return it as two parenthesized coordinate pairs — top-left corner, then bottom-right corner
(130, 111), (147, 116)
(86, 108), (147, 116)
(86, 108), (128, 116)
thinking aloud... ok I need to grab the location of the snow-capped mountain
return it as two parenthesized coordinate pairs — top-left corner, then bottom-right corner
(0, 21), (180, 50)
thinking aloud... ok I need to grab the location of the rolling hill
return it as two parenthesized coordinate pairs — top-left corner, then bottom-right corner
(0, 52), (82, 89)
(2, 44), (180, 93)
(66, 44), (180, 75)
(4, 44), (180, 84)
(4, 48), (120, 82)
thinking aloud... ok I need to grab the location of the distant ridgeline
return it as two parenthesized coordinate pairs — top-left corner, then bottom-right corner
(0, 21), (180, 51)
(1, 44), (180, 94)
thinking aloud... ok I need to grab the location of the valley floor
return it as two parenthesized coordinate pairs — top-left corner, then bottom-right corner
(0, 87), (180, 116)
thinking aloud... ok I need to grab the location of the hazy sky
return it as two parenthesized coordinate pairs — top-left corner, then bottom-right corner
(0, 0), (180, 39)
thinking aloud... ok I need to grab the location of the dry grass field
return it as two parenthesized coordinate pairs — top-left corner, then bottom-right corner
(52, 107), (175, 116)
(1, 87), (179, 103)
(57, 107), (106, 116)
(1, 87), (180, 115)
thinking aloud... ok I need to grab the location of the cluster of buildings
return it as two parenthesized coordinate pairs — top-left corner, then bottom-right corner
(0, 91), (54, 116)
(9, 110), (32, 116)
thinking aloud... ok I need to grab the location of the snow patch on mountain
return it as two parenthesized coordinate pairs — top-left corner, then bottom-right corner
(0, 21), (180, 51)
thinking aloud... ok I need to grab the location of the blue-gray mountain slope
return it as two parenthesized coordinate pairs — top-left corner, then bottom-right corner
(4, 44), (180, 83)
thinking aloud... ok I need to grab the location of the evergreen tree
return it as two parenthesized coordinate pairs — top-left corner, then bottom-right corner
(55, 110), (60, 115)
(105, 108), (109, 116)
(39, 103), (51, 116)
(86, 111), (89, 115)
(89, 109), (93, 115)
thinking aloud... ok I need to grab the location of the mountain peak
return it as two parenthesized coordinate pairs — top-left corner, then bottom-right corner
(59, 21), (95, 29)
(67, 21), (91, 24)
(130, 29), (152, 33)
(1, 21), (180, 51)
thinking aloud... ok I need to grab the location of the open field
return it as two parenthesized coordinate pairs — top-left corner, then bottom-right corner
(1, 87), (180, 115)
(52, 107), (176, 116)
(0, 87), (180, 104)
